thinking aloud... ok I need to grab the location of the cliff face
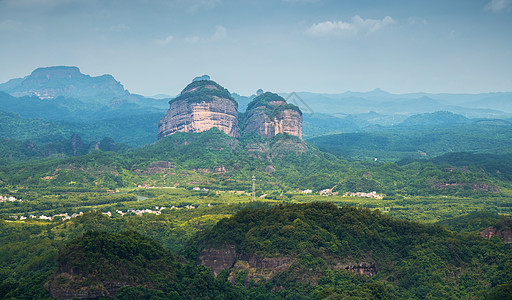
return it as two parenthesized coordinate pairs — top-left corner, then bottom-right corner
(158, 80), (239, 138)
(197, 244), (376, 287)
(479, 226), (512, 244)
(242, 92), (302, 138)
(158, 82), (303, 140)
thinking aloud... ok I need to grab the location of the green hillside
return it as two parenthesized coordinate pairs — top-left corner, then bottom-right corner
(308, 121), (512, 161)
(183, 203), (512, 299)
(3, 203), (510, 299)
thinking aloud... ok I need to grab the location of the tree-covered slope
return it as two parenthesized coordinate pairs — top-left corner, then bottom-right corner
(308, 121), (512, 161)
(45, 230), (245, 299)
(186, 202), (512, 299)
(0, 108), (163, 147)
(1, 128), (510, 199)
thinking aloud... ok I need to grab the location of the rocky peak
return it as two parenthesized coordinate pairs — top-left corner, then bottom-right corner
(158, 79), (240, 138)
(243, 92), (303, 138)
(192, 74), (211, 82)
(27, 66), (84, 81)
(158, 82), (303, 141)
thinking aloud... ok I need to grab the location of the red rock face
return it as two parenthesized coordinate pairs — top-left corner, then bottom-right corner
(276, 109), (303, 138)
(158, 80), (240, 138)
(243, 106), (302, 139)
(479, 226), (512, 244)
(197, 244), (237, 277)
(197, 244), (377, 287)
(242, 92), (303, 139)
(158, 84), (303, 140)
(158, 96), (240, 138)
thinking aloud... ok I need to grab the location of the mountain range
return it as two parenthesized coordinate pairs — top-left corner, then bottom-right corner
(1, 66), (511, 159)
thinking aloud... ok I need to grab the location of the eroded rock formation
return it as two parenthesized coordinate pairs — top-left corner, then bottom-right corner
(479, 226), (512, 244)
(197, 245), (376, 287)
(242, 92), (302, 138)
(158, 79), (240, 138)
(197, 244), (237, 277)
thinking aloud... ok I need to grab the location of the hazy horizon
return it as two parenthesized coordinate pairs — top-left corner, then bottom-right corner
(1, 0), (511, 96)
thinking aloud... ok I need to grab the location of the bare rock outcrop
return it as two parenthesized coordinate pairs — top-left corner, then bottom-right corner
(197, 244), (376, 287)
(197, 244), (237, 277)
(158, 79), (239, 138)
(45, 262), (123, 300)
(242, 92), (302, 138)
(479, 226), (512, 244)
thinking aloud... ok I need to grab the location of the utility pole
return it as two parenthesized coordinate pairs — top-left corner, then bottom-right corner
(252, 174), (256, 201)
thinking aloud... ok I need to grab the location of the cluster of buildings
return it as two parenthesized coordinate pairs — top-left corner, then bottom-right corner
(0, 195), (23, 202)
(9, 204), (201, 221)
(115, 205), (197, 216)
(344, 191), (383, 199)
(115, 208), (162, 216)
(10, 212), (83, 221)
(319, 189), (339, 196)
(299, 189), (384, 199)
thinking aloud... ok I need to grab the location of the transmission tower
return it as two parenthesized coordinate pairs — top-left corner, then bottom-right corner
(252, 174), (256, 201)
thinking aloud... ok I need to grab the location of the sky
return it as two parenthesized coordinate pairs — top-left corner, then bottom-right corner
(1, 0), (511, 96)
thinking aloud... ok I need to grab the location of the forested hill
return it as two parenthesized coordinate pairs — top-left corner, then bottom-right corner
(39, 203), (512, 299)
(185, 203), (512, 299)
(307, 119), (512, 161)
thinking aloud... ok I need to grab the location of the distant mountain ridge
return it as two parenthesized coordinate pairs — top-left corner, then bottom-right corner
(0, 66), (511, 148)
(281, 90), (512, 117)
(397, 111), (469, 127)
(0, 66), (129, 103)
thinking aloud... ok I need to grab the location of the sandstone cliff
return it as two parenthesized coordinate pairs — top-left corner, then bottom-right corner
(242, 92), (302, 138)
(479, 226), (512, 244)
(197, 244), (376, 287)
(158, 79), (240, 138)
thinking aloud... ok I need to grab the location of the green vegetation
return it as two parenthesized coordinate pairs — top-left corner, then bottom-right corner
(3, 201), (508, 299)
(0, 108), (163, 148)
(245, 92), (302, 120)
(437, 210), (512, 233)
(3, 128), (511, 206)
(47, 230), (243, 299)
(1, 125), (512, 299)
(169, 80), (237, 107)
(186, 203), (512, 299)
(308, 121), (512, 161)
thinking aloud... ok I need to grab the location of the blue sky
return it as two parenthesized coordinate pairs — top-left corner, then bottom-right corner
(1, 0), (511, 96)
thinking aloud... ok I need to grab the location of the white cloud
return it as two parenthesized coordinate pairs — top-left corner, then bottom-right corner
(407, 16), (428, 26)
(307, 15), (395, 37)
(307, 20), (356, 36)
(210, 25), (227, 41)
(485, 0), (512, 12)
(156, 35), (174, 45)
